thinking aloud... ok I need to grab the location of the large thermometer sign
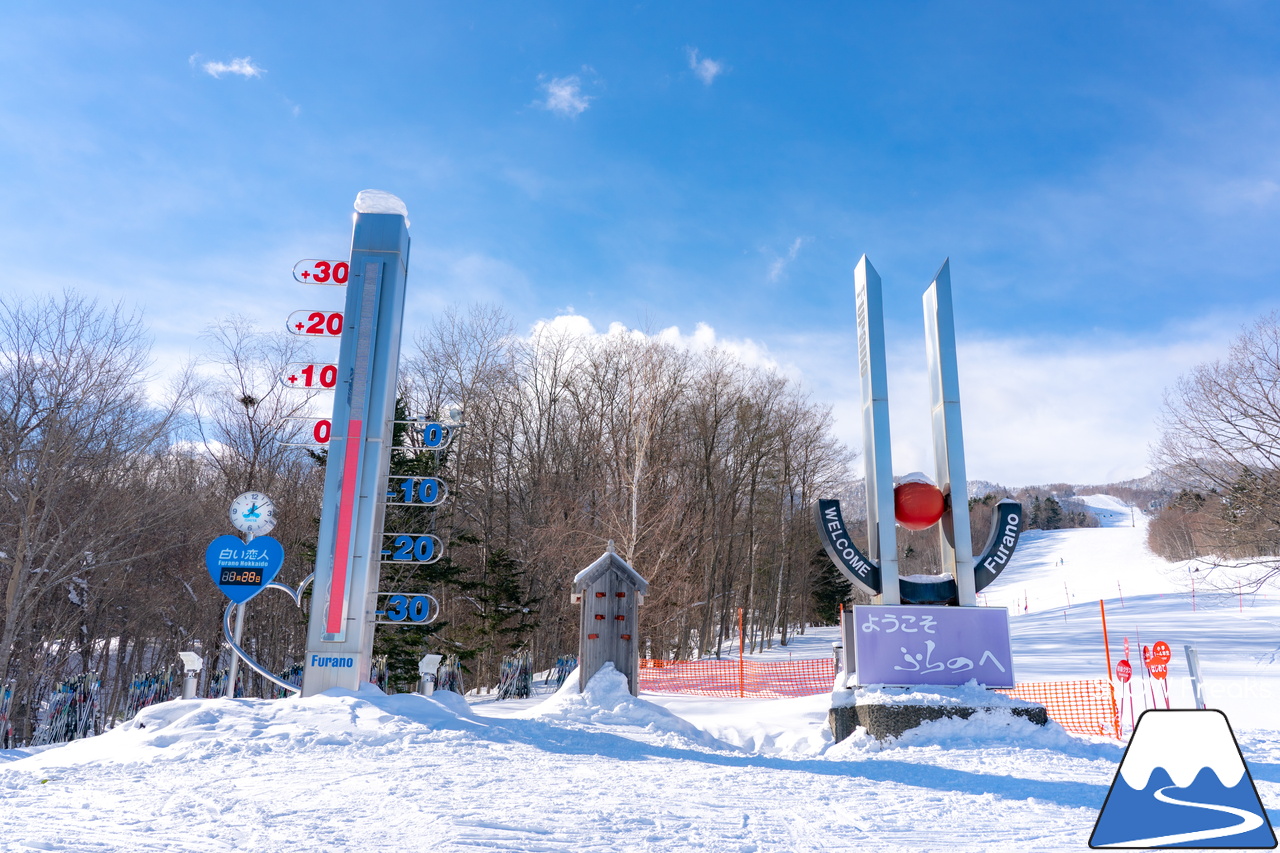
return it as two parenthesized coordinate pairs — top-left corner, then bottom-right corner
(302, 192), (412, 696)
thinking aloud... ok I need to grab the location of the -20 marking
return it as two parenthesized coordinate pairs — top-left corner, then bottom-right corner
(381, 533), (443, 564)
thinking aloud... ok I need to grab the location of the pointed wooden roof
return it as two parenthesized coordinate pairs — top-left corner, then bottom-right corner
(572, 542), (649, 593)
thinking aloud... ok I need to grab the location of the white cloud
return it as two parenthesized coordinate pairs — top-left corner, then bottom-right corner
(538, 75), (592, 117)
(768, 237), (809, 282)
(201, 57), (265, 79)
(525, 314), (787, 376)
(687, 48), (724, 85)
(517, 312), (1237, 487)
(769, 319), (1245, 487)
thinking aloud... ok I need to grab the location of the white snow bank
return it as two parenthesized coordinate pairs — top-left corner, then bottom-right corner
(8, 689), (481, 772)
(354, 189), (409, 225)
(650, 692), (836, 757)
(828, 709), (1123, 761)
(515, 663), (733, 751)
(836, 681), (1043, 709)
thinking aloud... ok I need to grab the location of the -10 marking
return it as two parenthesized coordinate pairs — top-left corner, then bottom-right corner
(386, 477), (447, 506)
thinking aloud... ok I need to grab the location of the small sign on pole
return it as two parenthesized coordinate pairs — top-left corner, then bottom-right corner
(287, 310), (344, 337)
(282, 362), (339, 390)
(292, 259), (350, 285)
(204, 535), (284, 604)
(1150, 641), (1171, 666)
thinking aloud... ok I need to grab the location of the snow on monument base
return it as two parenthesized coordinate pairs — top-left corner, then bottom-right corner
(829, 684), (1048, 742)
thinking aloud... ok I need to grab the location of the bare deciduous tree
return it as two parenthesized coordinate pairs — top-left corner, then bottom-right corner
(1152, 312), (1280, 589)
(0, 293), (192, 735)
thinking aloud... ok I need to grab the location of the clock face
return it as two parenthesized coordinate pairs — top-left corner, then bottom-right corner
(229, 491), (277, 535)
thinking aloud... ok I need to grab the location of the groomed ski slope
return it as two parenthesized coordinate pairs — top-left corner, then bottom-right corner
(1, 496), (1277, 852)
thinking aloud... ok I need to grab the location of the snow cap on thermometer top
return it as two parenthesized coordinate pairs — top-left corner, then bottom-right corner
(354, 190), (409, 227)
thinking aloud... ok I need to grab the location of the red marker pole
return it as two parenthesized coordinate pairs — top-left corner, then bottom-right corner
(1099, 599), (1119, 737)
(737, 608), (745, 699)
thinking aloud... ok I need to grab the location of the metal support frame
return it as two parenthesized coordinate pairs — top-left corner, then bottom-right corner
(220, 576), (313, 697)
(223, 602), (302, 695)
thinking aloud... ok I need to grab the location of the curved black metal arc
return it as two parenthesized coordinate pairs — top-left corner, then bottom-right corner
(973, 499), (1023, 592)
(814, 499), (881, 597)
(815, 498), (1023, 604)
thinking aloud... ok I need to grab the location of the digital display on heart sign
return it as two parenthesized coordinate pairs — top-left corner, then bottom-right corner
(205, 535), (284, 603)
(219, 568), (264, 586)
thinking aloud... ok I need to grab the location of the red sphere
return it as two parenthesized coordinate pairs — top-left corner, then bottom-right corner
(894, 480), (946, 530)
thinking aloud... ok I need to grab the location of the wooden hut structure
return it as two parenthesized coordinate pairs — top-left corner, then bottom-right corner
(570, 543), (648, 696)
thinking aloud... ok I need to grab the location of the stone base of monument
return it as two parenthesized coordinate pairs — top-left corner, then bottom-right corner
(828, 684), (1048, 743)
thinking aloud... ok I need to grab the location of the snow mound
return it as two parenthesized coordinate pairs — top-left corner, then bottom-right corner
(827, 708), (1123, 760)
(837, 681), (1043, 709)
(517, 664), (733, 751)
(10, 689), (481, 772)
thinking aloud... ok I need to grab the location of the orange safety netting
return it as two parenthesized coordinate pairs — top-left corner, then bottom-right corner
(638, 658), (1122, 738)
(638, 657), (837, 699)
(997, 679), (1121, 739)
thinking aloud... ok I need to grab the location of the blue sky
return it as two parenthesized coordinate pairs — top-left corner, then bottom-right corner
(5, 2), (1280, 485)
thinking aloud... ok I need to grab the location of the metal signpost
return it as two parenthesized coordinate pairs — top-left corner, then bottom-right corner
(204, 491), (305, 697)
(923, 261), (976, 606)
(818, 255), (1023, 608)
(853, 257), (900, 604)
(196, 193), (450, 700)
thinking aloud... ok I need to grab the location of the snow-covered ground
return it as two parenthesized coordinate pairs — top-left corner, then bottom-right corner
(2, 495), (1277, 852)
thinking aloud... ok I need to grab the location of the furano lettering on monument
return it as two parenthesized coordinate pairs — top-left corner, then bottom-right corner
(982, 512), (1021, 575)
(310, 655), (356, 669)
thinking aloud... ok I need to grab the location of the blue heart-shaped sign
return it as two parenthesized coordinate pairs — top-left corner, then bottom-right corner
(205, 535), (284, 604)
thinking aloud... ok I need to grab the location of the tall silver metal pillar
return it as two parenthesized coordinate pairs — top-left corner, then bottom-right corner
(302, 197), (411, 695)
(923, 259), (976, 606)
(854, 256), (900, 604)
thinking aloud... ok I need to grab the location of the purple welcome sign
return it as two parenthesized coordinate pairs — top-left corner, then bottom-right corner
(852, 605), (1015, 688)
